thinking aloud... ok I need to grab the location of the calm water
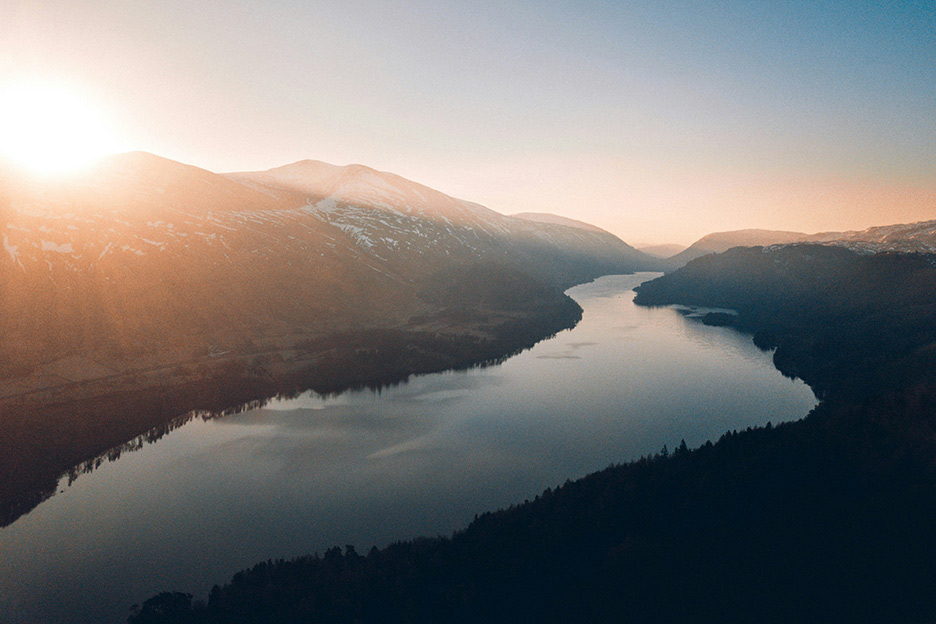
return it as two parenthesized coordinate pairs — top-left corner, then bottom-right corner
(0, 274), (817, 623)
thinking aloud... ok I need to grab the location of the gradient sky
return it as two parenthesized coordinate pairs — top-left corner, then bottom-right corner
(1, 1), (934, 244)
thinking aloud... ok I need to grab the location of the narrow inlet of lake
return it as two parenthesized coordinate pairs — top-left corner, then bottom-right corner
(0, 273), (818, 624)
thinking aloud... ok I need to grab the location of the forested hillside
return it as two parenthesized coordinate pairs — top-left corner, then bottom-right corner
(130, 245), (936, 623)
(635, 245), (936, 400)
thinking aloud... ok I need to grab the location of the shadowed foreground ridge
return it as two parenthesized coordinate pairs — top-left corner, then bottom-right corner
(131, 244), (936, 623)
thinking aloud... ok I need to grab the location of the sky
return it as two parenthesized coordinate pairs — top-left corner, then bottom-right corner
(1, 1), (934, 244)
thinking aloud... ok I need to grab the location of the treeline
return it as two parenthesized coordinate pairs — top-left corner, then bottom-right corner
(634, 245), (936, 401)
(129, 387), (936, 624)
(130, 245), (936, 623)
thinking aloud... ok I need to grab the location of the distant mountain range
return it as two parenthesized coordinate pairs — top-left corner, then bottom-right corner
(667, 229), (809, 266)
(636, 243), (687, 259)
(4, 149), (931, 394)
(812, 220), (936, 254)
(667, 221), (936, 267)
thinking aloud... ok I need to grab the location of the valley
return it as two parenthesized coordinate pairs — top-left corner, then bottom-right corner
(3, 145), (935, 624)
(6, 159), (936, 622)
(125, 243), (936, 624)
(1, 273), (817, 624)
(3, 4), (932, 623)
(0, 153), (653, 527)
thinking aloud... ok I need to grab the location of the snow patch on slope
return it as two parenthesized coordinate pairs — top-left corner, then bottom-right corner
(4, 235), (21, 264)
(41, 241), (74, 253)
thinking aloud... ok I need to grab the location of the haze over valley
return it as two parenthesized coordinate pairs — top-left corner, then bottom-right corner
(2, 2), (935, 623)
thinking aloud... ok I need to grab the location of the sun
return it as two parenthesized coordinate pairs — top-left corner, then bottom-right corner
(0, 83), (126, 175)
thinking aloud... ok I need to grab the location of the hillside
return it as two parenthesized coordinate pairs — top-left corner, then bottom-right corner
(0, 153), (651, 527)
(130, 245), (936, 623)
(635, 244), (936, 400)
(229, 162), (657, 287)
(0, 153), (400, 380)
(510, 211), (609, 233)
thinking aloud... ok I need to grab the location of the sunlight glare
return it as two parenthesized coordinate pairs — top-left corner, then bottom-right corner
(0, 83), (125, 174)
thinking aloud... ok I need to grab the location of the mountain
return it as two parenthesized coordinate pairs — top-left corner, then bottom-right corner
(0, 152), (399, 383)
(637, 243), (686, 259)
(667, 220), (936, 269)
(0, 152), (652, 526)
(636, 243), (936, 400)
(228, 161), (657, 287)
(667, 229), (809, 267)
(810, 219), (936, 254)
(1, 154), (653, 386)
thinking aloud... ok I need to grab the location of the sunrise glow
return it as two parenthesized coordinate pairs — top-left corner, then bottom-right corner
(0, 83), (124, 174)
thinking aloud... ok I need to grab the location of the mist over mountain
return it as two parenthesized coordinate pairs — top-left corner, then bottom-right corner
(509, 212), (609, 233)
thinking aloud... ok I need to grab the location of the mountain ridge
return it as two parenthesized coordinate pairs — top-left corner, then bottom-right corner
(510, 212), (610, 234)
(228, 160), (658, 288)
(668, 229), (810, 266)
(669, 220), (936, 268)
(0, 150), (651, 528)
(2, 151), (655, 382)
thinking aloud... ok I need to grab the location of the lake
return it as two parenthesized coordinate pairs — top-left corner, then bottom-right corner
(0, 273), (818, 623)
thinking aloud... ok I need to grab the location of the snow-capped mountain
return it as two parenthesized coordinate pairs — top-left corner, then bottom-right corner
(0, 154), (405, 384)
(228, 160), (654, 286)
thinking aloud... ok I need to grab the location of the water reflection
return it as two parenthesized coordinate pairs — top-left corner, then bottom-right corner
(0, 274), (818, 624)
